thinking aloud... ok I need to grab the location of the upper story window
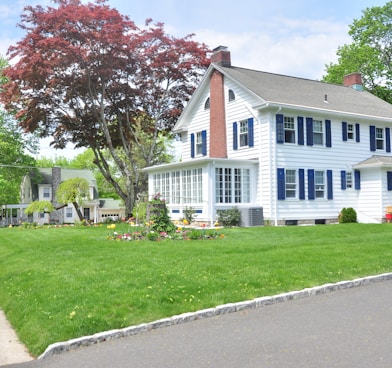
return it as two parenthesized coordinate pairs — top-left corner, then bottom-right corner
(190, 130), (207, 157)
(239, 120), (249, 147)
(204, 97), (210, 110)
(228, 89), (235, 102)
(342, 122), (360, 142)
(284, 116), (295, 143)
(233, 118), (254, 150)
(370, 125), (390, 152)
(347, 124), (354, 140)
(313, 120), (323, 145)
(196, 132), (203, 155)
(376, 127), (384, 150)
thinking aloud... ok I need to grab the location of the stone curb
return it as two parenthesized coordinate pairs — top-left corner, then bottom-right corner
(38, 272), (392, 359)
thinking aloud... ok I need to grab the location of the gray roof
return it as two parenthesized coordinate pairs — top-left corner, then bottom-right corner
(219, 65), (392, 120)
(354, 155), (392, 168)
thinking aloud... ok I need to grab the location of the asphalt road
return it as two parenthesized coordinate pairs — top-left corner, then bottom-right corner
(4, 279), (392, 368)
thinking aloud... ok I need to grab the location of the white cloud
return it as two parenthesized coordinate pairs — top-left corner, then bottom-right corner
(194, 17), (352, 80)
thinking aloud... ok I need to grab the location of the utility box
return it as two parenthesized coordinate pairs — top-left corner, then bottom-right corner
(240, 207), (263, 227)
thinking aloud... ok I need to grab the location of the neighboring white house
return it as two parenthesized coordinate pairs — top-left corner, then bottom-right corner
(144, 46), (392, 225)
(17, 167), (125, 224)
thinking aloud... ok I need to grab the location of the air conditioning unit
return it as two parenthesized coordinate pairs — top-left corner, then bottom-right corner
(240, 207), (264, 227)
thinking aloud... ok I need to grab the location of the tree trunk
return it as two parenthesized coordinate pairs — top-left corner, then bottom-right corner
(73, 201), (84, 221)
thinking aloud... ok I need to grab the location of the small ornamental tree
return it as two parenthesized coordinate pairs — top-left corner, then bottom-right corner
(56, 178), (90, 221)
(25, 200), (55, 216)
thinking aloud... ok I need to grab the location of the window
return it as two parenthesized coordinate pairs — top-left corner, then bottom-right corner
(315, 171), (325, 198)
(347, 124), (354, 140)
(284, 116), (295, 143)
(196, 132), (203, 155)
(285, 169), (296, 198)
(376, 128), (384, 149)
(66, 207), (73, 218)
(228, 89), (235, 102)
(190, 130), (207, 157)
(216, 168), (250, 204)
(204, 97), (210, 110)
(171, 171), (180, 204)
(346, 172), (353, 189)
(239, 120), (248, 147)
(313, 120), (323, 145)
(233, 118), (254, 149)
(43, 187), (50, 199)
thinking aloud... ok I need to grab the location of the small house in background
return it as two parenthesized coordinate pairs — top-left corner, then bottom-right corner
(16, 167), (125, 225)
(144, 46), (392, 225)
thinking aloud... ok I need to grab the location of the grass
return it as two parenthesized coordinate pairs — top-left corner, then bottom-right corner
(1, 223), (392, 356)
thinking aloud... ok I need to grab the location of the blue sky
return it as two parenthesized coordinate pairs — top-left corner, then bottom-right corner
(0, 0), (388, 157)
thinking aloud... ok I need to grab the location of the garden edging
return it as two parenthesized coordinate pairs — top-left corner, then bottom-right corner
(39, 272), (392, 359)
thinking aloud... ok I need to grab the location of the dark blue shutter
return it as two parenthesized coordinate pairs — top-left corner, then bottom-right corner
(248, 118), (254, 147)
(306, 118), (313, 146)
(276, 114), (284, 144)
(370, 126), (376, 151)
(297, 117), (304, 145)
(299, 169), (305, 200)
(233, 122), (238, 150)
(201, 130), (207, 156)
(190, 133), (195, 158)
(277, 168), (285, 200)
(308, 169), (315, 200)
(388, 171), (392, 191)
(355, 170), (361, 190)
(386, 127), (391, 152)
(327, 170), (333, 199)
(342, 122), (348, 141)
(355, 123), (360, 142)
(326, 120), (332, 147)
(341, 171), (346, 190)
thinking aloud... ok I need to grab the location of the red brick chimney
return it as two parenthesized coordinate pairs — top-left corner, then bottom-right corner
(343, 73), (363, 91)
(209, 68), (228, 158)
(210, 46), (231, 67)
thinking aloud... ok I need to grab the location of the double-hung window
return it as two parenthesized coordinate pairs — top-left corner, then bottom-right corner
(196, 132), (203, 155)
(239, 120), (249, 147)
(284, 117), (295, 143)
(313, 120), (323, 145)
(285, 169), (296, 198)
(347, 124), (354, 140)
(43, 187), (50, 199)
(315, 171), (325, 198)
(376, 128), (384, 150)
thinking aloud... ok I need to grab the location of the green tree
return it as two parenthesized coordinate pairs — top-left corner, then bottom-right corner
(323, 2), (392, 103)
(56, 178), (90, 221)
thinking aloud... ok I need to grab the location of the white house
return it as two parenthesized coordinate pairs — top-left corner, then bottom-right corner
(18, 167), (125, 224)
(144, 46), (392, 225)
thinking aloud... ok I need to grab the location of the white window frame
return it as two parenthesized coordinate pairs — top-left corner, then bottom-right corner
(376, 127), (384, 150)
(313, 120), (323, 145)
(239, 120), (249, 147)
(216, 167), (251, 204)
(346, 171), (353, 189)
(285, 169), (297, 198)
(43, 187), (51, 199)
(284, 116), (296, 144)
(66, 207), (73, 218)
(196, 132), (203, 155)
(347, 123), (354, 140)
(315, 171), (325, 198)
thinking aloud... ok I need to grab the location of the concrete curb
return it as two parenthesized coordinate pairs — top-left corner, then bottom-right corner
(38, 272), (392, 359)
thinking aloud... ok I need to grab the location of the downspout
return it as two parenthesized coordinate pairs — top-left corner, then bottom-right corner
(210, 161), (215, 227)
(272, 107), (282, 226)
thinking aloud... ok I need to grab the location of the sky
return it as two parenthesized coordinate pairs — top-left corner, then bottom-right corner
(0, 0), (389, 158)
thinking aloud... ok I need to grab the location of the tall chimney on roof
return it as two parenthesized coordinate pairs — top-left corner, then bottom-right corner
(210, 46), (231, 67)
(343, 72), (363, 91)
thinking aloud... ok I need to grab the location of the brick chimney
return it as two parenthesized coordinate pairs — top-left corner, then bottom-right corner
(209, 69), (228, 158)
(343, 73), (363, 91)
(210, 46), (231, 67)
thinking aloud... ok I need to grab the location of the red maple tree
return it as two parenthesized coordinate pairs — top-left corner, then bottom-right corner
(0, 0), (210, 214)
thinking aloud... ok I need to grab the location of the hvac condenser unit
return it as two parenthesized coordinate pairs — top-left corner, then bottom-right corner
(240, 207), (263, 227)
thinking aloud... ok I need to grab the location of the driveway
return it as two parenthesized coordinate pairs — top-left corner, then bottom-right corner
(3, 276), (392, 368)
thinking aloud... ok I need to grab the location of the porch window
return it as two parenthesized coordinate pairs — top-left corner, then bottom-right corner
(216, 167), (250, 203)
(171, 171), (181, 204)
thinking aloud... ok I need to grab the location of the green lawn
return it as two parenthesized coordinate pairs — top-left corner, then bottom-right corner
(1, 223), (392, 356)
